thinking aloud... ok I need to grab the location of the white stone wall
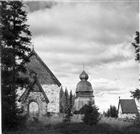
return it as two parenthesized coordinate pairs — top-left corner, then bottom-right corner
(18, 84), (60, 118)
(21, 92), (48, 117)
(118, 113), (137, 119)
(118, 104), (122, 118)
(42, 84), (60, 113)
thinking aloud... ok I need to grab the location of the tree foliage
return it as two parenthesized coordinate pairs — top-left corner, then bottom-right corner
(69, 90), (73, 111)
(132, 31), (139, 62)
(82, 101), (100, 126)
(59, 86), (64, 113)
(59, 88), (74, 122)
(64, 88), (69, 113)
(104, 105), (118, 118)
(131, 89), (140, 101)
(1, 1), (31, 131)
(59, 88), (74, 114)
(131, 31), (140, 101)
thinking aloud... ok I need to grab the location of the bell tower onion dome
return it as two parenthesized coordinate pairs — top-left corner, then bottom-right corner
(76, 70), (93, 93)
(79, 70), (89, 81)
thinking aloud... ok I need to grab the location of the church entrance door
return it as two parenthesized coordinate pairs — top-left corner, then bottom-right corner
(29, 101), (39, 118)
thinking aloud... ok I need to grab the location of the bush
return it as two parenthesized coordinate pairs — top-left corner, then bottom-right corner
(82, 101), (100, 126)
(134, 113), (140, 127)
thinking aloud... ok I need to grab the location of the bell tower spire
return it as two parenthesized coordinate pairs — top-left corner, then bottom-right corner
(83, 62), (85, 70)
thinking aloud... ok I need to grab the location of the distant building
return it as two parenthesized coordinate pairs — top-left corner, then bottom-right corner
(18, 50), (61, 119)
(73, 70), (94, 113)
(118, 99), (138, 119)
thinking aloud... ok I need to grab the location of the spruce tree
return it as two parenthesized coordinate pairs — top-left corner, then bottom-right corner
(1, 1), (31, 131)
(64, 87), (69, 114)
(69, 90), (73, 115)
(82, 101), (100, 126)
(59, 86), (64, 113)
(104, 105), (118, 118)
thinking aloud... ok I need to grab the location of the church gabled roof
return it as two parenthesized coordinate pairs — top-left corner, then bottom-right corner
(19, 77), (49, 103)
(25, 50), (61, 86)
(19, 50), (62, 103)
(118, 99), (138, 114)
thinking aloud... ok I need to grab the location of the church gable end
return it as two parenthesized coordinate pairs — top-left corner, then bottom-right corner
(25, 51), (61, 86)
(19, 51), (61, 117)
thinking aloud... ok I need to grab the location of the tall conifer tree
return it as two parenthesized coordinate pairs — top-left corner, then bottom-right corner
(59, 86), (64, 113)
(82, 101), (100, 126)
(64, 87), (69, 113)
(1, 1), (31, 131)
(69, 90), (73, 113)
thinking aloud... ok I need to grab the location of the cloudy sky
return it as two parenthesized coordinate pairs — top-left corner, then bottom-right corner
(24, 0), (139, 112)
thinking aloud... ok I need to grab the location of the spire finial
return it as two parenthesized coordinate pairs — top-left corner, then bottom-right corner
(83, 62), (85, 70)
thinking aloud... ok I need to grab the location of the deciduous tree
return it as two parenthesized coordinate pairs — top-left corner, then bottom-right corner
(132, 31), (139, 62)
(131, 31), (140, 102)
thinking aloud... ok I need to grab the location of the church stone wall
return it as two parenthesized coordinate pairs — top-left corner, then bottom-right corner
(18, 84), (60, 118)
(21, 92), (48, 117)
(42, 84), (60, 113)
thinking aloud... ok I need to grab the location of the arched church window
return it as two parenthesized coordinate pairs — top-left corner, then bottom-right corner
(30, 71), (37, 79)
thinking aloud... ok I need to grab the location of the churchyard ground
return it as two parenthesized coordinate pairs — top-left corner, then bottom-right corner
(4, 116), (140, 134)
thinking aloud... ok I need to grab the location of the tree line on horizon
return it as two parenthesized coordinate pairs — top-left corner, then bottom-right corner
(103, 105), (118, 118)
(59, 87), (75, 115)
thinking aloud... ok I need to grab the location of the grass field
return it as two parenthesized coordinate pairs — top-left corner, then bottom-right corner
(3, 116), (140, 134)
(4, 122), (140, 134)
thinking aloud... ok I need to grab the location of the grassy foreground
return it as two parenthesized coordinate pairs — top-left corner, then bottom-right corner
(4, 121), (140, 134)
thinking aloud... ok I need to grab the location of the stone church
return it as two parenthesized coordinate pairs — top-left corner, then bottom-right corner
(73, 70), (94, 113)
(18, 50), (61, 118)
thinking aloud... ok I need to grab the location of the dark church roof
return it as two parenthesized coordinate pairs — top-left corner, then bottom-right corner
(78, 104), (89, 114)
(76, 70), (93, 93)
(19, 76), (49, 103)
(76, 81), (93, 92)
(25, 50), (61, 86)
(118, 99), (138, 114)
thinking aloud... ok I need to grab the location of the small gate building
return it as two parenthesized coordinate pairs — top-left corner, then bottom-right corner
(118, 99), (138, 119)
